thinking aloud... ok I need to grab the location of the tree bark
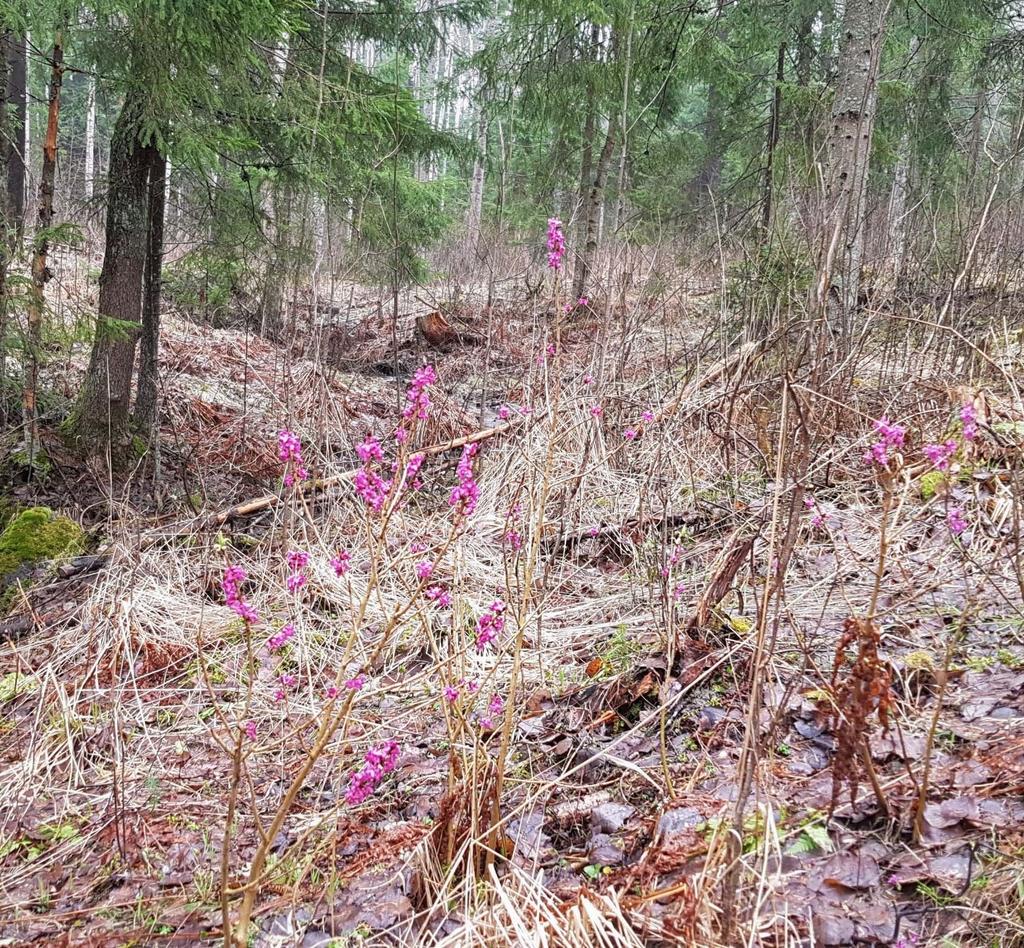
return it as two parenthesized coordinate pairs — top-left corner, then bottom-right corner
(0, 28), (11, 430)
(573, 116), (616, 302)
(466, 107), (487, 248)
(815, 0), (888, 335)
(24, 32), (64, 469)
(84, 74), (96, 201)
(4, 31), (26, 240)
(759, 42), (786, 244)
(74, 90), (153, 452)
(134, 147), (165, 435)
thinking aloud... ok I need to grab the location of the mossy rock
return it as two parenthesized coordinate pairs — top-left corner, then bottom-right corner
(0, 507), (86, 607)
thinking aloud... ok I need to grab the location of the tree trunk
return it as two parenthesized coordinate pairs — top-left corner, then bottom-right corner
(0, 28), (11, 430)
(84, 74), (96, 201)
(466, 108), (487, 248)
(759, 42), (786, 244)
(815, 0), (888, 335)
(572, 116), (616, 302)
(4, 31), (26, 240)
(134, 147), (165, 435)
(74, 90), (152, 452)
(24, 32), (64, 469)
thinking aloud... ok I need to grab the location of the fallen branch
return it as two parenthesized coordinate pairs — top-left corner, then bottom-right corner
(176, 414), (540, 534)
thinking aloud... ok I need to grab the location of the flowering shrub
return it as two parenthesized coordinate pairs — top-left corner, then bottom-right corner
(449, 443), (480, 515)
(345, 740), (401, 805)
(864, 416), (906, 466)
(475, 599), (506, 652)
(278, 429), (308, 487)
(546, 217), (565, 270)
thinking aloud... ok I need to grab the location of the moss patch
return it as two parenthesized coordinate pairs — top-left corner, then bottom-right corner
(0, 506), (85, 594)
(919, 470), (945, 500)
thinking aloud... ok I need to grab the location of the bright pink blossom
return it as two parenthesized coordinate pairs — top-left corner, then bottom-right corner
(546, 218), (565, 270)
(345, 740), (400, 806)
(924, 440), (958, 471)
(476, 599), (506, 652)
(416, 560), (433, 580)
(222, 566), (259, 624)
(960, 403), (978, 440)
(449, 443), (480, 516)
(425, 585), (452, 607)
(331, 551), (351, 577)
(948, 507), (968, 536)
(402, 365), (437, 421)
(864, 416), (907, 466)
(267, 623), (296, 652)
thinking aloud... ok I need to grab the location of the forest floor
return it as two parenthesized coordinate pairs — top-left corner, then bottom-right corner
(1, 286), (1024, 946)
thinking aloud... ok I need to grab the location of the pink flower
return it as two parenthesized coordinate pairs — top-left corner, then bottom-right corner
(583, 373), (594, 385)
(325, 685), (339, 699)
(546, 218), (566, 271)
(488, 693), (504, 717)
(498, 405), (512, 420)
(243, 720), (257, 741)
(354, 468), (392, 513)
(402, 364), (437, 421)
(577, 296), (589, 307)
(274, 688), (286, 703)
(267, 623), (296, 652)
(286, 572), (306, 593)
(286, 550), (309, 572)
(641, 410), (655, 423)
(960, 403), (978, 440)
(442, 685), (459, 703)
(223, 566), (259, 624)
(449, 443), (480, 516)
(395, 428), (408, 443)
(805, 497), (827, 529)
(924, 439), (958, 471)
(331, 551), (351, 577)
(345, 740), (400, 806)
(425, 585), (452, 607)
(624, 428), (637, 441)
(480, 717), (494, 730)
(590, 404), (603, 417)
(476, 599), (506, 652)
(357, 436), (384, 464)
(345, 674), (366, 691)
(864, 416), (906, 466)
(504, 528), (523, 551)
(280, 673), (296, 687)
(278, 430), (308, 487)
(460, 677), (479, 694)
(673, 583), (686, 601)
(948, 507), (968, 536)
(416, 560), (433, 580)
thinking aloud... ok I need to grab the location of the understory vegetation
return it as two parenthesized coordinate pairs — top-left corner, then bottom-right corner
(2, 0), (1024, 946)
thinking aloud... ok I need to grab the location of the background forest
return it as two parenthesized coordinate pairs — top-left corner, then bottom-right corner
(2, 1), (1024, 946)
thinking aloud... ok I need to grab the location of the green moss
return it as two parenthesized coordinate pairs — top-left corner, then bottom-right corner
(919, 470), (946, 500)
(0, 506), (85, 584)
